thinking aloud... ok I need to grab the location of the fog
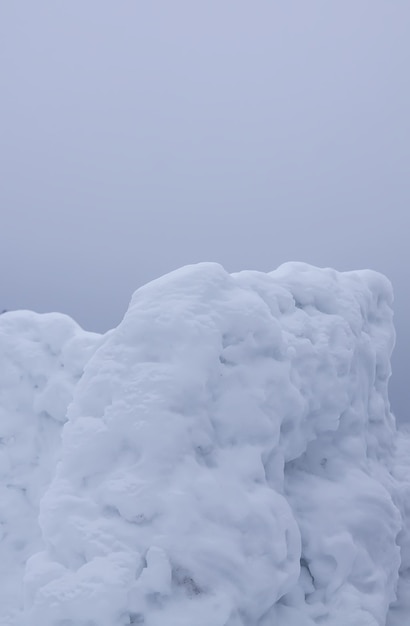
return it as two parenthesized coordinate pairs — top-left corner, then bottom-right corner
(1, 1), (409, 419)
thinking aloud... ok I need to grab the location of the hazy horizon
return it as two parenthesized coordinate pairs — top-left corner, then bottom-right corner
(1, 1), (409, 419)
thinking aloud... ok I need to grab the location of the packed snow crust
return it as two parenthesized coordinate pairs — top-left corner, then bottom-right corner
(1, 262), (410, 626)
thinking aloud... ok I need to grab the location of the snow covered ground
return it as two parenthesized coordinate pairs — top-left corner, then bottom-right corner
(1, 262), (409, 626)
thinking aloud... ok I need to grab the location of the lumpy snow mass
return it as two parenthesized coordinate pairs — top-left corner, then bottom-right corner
(1, 262), (410, 626)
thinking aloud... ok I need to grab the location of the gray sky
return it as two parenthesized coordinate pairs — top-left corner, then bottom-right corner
(1, 1), (409, 420)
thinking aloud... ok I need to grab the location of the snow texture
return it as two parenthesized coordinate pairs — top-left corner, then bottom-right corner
(0, 311), (101, 625)
(1, 262), (410, 626)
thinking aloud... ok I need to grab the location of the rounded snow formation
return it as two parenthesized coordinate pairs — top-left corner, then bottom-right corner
(0, 311), (101, 626)
(1, 263), (410, 626)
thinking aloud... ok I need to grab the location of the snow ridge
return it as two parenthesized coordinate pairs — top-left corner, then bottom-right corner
(1, 263), (409, 626)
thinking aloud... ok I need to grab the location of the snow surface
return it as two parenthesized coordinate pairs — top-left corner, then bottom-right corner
(1, 262), (410, 626)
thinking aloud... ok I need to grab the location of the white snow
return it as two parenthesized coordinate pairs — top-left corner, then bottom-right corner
(0, 311), (101, 625)
(1, 262), (410, 626)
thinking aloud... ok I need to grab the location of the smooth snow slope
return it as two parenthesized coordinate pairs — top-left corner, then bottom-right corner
(1, 263), (410, 626)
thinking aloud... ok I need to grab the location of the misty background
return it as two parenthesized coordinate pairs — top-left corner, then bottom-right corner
(1, 2), (409, 420)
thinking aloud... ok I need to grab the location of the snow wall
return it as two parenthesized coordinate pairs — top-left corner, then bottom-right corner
(1, 262), (410, 626)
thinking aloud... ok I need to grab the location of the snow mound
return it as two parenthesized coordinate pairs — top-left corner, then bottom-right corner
(0, 311), (101, 625)
(1, 263), (409, 626)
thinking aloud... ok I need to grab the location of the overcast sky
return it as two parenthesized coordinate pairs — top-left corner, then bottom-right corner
(1, 1), (409, 420)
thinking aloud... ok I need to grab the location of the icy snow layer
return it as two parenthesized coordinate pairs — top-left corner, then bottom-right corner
(0, 311), (101, 625)
(1, 263), (410, 626)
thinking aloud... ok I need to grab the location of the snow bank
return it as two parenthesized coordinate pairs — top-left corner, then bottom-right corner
(1, 263), (409, 625)
(0, 311), (101, 625)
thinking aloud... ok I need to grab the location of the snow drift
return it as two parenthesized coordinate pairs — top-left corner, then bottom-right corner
(1, 262), (410, 626)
